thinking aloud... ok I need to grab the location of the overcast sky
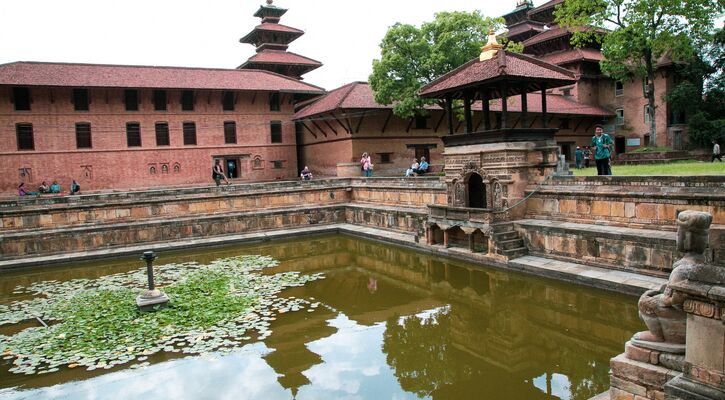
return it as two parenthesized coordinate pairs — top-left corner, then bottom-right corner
(0, 0), (537, 90)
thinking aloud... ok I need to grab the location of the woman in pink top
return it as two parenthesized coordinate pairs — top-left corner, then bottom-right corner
(360, 152), (373, 177)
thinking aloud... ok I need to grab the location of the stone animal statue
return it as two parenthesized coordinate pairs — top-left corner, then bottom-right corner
(635, 210), (713, 343)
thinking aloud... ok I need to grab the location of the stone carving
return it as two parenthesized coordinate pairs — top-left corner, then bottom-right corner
(635, 210), (713, 344)
(683, 299), (718, 319)
(18, 167), (32, 182)
(173, 163), (181, 173)
(492, 180), (504, 210)
(81, 165), (93, 179)
(453, 180), (465, 207)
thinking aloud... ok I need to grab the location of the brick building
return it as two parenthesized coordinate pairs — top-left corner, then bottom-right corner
(0, 1), (323, 194)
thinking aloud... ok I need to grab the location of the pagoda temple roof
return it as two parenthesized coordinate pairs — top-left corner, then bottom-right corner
(243, 50), (322, 67)
(507, 20), (547, 42)
(253, 3), (287, 19)
(419, 50), (576, 100)
(541, 48), (604, 66)
(0, 61), (325, 94)
(240, 23), (304, 44)
(527, 0), (564, 23)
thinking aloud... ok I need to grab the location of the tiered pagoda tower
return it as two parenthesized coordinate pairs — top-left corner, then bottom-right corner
(238, 0), (322, 80)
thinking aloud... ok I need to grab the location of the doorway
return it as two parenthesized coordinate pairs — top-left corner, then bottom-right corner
(615, 136), (626, 154)
(468, 173), (486, 208)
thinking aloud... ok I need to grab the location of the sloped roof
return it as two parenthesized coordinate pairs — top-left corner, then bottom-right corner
(244, 50), (322, 67)
(486, 93), (614, 116)
(0, 61), (325, 93)
(293, 82), (389, 119)
(239, 23), (304, 43)
(541, 48), (604, 65)
(419, 50), (576, 99)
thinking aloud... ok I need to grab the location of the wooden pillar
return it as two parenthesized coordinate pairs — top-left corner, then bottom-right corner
(443, 229), (450, 248)
(445, 95), (454, 135)
(541, 83), (548, 128)
(426, 227), (433, 245)
(481, 88), (490, 131)
(464, 92), (473, 133)
(521, 84), (528, 129)
(468, 232), (475, 252)
(501, 81), (508, 129)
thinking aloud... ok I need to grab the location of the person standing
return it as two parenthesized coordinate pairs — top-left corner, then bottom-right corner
(583, 146), (592, 168)
(575, 146), (583, 169)
(212, 159), (230, 186)
(591, 125), (613, 176)
(70, 180), (81, 195)
(360, 152), (373, 177)
(713, 140), (722, 162)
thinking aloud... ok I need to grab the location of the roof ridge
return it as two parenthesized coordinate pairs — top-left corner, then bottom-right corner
(419, 58), (478, 94)
(1, 60), (260, 73)
(507, 51), (576, 78)
(334, 81), (361, 109)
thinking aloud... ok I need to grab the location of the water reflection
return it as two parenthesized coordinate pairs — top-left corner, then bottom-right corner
(0, 235), (641, 399)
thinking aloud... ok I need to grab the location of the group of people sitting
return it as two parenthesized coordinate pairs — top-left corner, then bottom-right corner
(18, 180), (80, 196)
(405, 156), (429, 177)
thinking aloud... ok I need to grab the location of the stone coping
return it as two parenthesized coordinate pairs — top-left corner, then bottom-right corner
(548, 175), (725, 185)
(1, 176), (444, 211)
(0, 223), (666, 297)
(514, 219), (676, 245)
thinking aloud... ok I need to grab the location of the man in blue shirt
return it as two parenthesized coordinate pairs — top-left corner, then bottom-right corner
(414, 156), (429, 176)
(575, 146), (583, 169)
(590, 125), (613, 176)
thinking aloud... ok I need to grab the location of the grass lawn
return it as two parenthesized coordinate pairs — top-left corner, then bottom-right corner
(573, 160), (725, 176)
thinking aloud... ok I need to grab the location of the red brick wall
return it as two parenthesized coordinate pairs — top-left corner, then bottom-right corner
(0, 87), (299, 194)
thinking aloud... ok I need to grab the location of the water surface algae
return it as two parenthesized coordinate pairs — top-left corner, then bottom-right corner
(0, 255), (324, 376)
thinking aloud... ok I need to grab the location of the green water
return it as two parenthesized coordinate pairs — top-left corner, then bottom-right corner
(0, 234), (642, 399)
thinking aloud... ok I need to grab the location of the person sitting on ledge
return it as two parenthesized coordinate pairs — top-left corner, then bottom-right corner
(70, 179), (80, 195)
(50, 181), (61, 194)
(18, 182), (37, 196)
(38, 181), (50, 194)
(414, 156), (429, 176)
(405, 158), (419, 177)
(300, 166), (313, 180)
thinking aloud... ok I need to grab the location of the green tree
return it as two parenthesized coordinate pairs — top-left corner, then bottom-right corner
(555, 0), (724, 146)
(369, 11), (516, 119)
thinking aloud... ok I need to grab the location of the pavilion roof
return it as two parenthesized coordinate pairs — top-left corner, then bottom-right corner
(0, 61), (325, 94)
(485, 93), (613, 116)
(418, 50), (576, 99)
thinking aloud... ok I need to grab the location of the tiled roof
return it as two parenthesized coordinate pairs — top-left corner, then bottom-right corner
(485, 93), (614, 116)
(541, 48), (604, 65)
(419, 50), (576, 99)
(523, 26), (606, 48)
(245, 50), (322, 66)
(527, 0), (564, 17)
(293, 82), (388, 119)
(0, 62), (325, 93)
(239, 23), (304, 43)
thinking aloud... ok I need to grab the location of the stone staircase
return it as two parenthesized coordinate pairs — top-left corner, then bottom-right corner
(491, 222), (528, 259)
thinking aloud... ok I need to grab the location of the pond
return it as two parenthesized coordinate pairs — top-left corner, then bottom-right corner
(0, 234), (641, 400)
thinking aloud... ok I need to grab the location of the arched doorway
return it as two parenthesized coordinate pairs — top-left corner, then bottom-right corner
(468, 173), (486, 208)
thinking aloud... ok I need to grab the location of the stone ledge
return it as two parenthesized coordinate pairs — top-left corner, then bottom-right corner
(514, 219), (675, 245)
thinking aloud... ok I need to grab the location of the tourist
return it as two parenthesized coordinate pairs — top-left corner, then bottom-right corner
(300, 166), (313, 180)
(414, 156), (429, 175)
(591, 125), (613, 176)
(360, 152), (373, 177)
(713, 140), (722, 162)
(18, 182), (36, 196)
(50, 181), (61, 194)
(583, 146), (592, 168)
(70, 180), (81, 195)
(575, 147), (583, 169)
(38, 181), (50, 194)
(405, 158), (419, 177)
(212, 159), (230, 186)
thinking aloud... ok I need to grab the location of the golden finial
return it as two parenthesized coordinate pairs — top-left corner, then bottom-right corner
(266, 0), (273, 4)
(480, 29), (503, 61)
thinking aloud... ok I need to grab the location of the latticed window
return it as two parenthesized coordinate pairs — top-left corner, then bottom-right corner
(126, 122), (141, 147)
(16, 123), (34, 150)
(75, 123), (92, 148)
(614, 81), (624, 97)
(183, 122), (197, 145)
(272, 160), (284, 169)
(155, 122), (170, 146)
(224, 121), (237, 144)
(616, 109), (625, 125)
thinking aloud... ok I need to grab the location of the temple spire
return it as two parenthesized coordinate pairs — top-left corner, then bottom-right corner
(480, 29), (503, 61)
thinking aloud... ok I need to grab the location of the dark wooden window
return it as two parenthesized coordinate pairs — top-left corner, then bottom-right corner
(272, 160), (284, 169)
(125, 90), (139, 111)
(155, 122), (170, 146)
(16, 123), (34, 150)
(75, 123), (92, 148)
(153, 90), (167, 111)
(270, 121), (282, 143)
(615, 81), (624, 96)
(181, 90), (194, 111)
(224, 121), (237, 144)
(126, 122), (142, 147)
(269, 92), (280, 111)
(73, 89), (89, 111)
(12, 87), (31, 111)
(414, 115), (428, 129)
(222, 91), (235, 111)
(379, 153), (392, 163)
(183, 122), (197, 145)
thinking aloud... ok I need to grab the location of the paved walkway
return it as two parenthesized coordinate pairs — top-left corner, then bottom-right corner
(0, 223), (666, 296)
